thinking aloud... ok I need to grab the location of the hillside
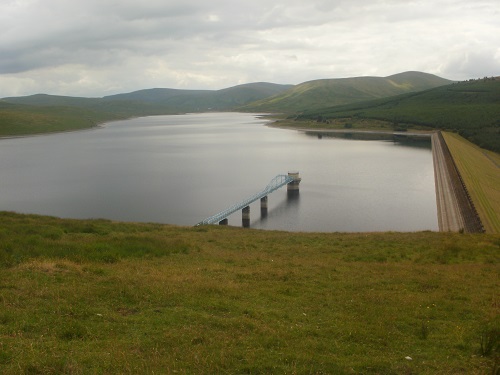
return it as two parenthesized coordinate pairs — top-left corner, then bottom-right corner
(0, 211), (499, 374)
(239, 71), (452, 112)
(2, 82), (292, 114)
(0, 103), (124, 136)
(104, 82), (293, 111)
(295, 77), (500, 152)
(0, 82), (292, 136)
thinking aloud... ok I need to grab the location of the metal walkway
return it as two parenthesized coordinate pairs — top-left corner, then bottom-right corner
(196, 174), (294, 225)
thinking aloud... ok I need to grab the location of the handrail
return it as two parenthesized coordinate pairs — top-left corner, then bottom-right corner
(196, 174), (294, 225)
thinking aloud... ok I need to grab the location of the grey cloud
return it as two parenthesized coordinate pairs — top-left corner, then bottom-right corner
(0, 0), (498, 97)
(441, 50), (500, 79)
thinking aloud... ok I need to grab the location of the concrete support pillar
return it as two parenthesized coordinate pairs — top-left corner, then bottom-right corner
(260, 196), (268, 218)
(219, 218), (228, 225)
(287, 171), (301, 197)
(242, 206), (250, 228)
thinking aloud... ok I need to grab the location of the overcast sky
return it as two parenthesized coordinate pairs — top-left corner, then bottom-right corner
(1, 0), (499, 97)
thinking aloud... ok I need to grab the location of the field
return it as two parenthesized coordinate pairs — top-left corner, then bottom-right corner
(442, 132), (500, 233)
(0, 212), (499, 374)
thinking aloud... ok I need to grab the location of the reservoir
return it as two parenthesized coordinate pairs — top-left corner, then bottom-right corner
(0, 112), (438, 232)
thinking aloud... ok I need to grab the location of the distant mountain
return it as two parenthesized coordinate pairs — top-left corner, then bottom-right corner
(1, 72), (460, 138)
(103, 82), (293, 112)
(1, 94), (101, 107)
(238, 71), (453, 113)
(2, 82), (293, 114)
(0, 82), (293, 136)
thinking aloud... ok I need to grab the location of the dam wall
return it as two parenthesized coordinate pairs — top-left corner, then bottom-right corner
(431, 132), (484, 232)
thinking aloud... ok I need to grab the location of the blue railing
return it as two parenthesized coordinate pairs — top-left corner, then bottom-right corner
(196, 174), (294, 225)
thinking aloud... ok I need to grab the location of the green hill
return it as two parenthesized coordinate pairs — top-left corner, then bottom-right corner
(2, 83), (292, 114)
(296, 77), (500, 152)
(239, 71), (452, 112)
(0, 82), (292, 136)
(104, 83), (293, 111)
(0, 94), (101, 108)
(0, 103), (124, 136)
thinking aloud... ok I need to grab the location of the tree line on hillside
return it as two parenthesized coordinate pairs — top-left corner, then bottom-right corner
(296, 79), (500, 152)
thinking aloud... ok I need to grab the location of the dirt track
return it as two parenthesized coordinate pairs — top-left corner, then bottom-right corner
(431, 132), (484, 232)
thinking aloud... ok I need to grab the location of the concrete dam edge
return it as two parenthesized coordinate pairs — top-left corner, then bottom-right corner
(431, 131), (484, 233)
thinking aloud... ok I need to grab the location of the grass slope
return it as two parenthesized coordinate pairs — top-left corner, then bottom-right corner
(443, 132), (500, 233)
(239, 71), (452, 112)
(0, 104), (122, 137)
(0, 211), (499, 374)
(296, 78), (500, 152)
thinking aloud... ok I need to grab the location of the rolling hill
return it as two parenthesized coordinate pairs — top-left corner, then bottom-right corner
(4, 72), (489, 141)
(296, 77), (500, 152)
(238, 71), (452, 112)
(104, 82), (292, 111)
(0, 102), (124, 136)
(2, 82), (293, 114)
(0, 82), (292, 136)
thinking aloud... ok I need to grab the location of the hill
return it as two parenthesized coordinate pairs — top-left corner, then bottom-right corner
(104, 82), (293, 111)
(0, 102), (124, 136)
(295, 77), (500, 152)
(239, 71), (452, 112)
(0, 211), (499, 374)
(2, 82), (292, 114)
(0, 82), (292, 136)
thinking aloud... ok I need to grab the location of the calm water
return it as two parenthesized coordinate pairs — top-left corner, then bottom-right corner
(0, 113), (438, 232)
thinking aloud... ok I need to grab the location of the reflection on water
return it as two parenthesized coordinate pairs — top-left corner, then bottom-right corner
(0, 113), (438, 232)
(254, 191), (300, 227)
(305, 130), (432, 146)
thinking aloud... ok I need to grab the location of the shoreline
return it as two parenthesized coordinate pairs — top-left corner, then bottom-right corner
(0, 123), (107, 140)
(0, 113), (145, 140)
(265, 121), (434, 138)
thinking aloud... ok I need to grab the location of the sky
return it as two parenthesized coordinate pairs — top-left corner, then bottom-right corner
(1, 0), (499, 98)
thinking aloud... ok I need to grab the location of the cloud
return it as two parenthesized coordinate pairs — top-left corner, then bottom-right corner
(0, 0), (498, 97)
(439, 49), (500, 80)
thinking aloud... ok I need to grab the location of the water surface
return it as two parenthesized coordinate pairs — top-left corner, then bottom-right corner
(0, 113), (438, 232)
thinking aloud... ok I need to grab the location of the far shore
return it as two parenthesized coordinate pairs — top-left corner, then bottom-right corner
(1, 111), (435, 140)
(265, 122), (435, 138)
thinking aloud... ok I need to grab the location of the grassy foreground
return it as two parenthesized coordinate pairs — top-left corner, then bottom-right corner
(443, 132), (500, 234)
(0, 212), (499, 374)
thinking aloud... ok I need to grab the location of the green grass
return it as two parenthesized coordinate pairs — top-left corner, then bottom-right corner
(0, 104), (121, 136)
(1, 211), (499, 374)
(442, 132), (500, 233)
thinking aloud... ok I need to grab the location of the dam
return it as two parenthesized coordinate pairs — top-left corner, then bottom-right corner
(432, 131), (483, 232)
